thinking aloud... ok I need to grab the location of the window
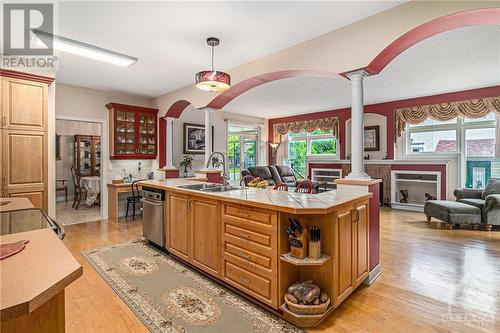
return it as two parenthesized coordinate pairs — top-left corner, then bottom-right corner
(227, 126), (258, 181)
(465, 127), (496, 189)
(409, 130), (457, 153)
(406, 114), (497, 189)
(288, 129), (337, 177)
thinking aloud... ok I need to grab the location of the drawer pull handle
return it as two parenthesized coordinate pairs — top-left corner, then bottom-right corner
(240, 252), (251, 261)
(239, 276), (250, 285)
(239, 232), (250, 239)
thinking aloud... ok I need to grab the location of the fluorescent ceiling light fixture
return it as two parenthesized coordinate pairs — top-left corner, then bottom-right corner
(32, 29), (137, 67)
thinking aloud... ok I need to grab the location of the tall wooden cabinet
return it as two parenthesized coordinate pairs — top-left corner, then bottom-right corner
(0, 70), (53, 211)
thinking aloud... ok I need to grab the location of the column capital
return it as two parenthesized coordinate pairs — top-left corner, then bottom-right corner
(345, 69), (370, 81)
(199, 106), (215, 112)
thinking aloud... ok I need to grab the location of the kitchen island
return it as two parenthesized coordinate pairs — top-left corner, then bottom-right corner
(139, 178), (374, 327)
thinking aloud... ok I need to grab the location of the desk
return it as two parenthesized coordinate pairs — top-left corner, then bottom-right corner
(107, 183), (142, 222)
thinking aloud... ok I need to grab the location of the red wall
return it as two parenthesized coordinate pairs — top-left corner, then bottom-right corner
(268, 85), (500, 163)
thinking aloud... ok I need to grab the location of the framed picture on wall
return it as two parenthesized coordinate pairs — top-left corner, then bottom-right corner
(364, 125), (380, 151)
(183, 123), (214, 154)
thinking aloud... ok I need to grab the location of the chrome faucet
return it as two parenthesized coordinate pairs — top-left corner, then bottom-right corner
(206, 151), (230, 186)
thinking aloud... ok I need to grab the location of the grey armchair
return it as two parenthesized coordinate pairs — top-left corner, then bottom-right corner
(454, 178), (500, 227)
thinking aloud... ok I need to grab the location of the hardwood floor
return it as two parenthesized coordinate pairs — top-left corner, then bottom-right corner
(62, 209), (500, 333)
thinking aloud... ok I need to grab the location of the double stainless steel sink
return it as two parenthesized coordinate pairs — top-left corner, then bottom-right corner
(177, 183), (240, 193)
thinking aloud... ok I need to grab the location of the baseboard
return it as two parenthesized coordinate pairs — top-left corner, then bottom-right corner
(363, 263), (381, 286)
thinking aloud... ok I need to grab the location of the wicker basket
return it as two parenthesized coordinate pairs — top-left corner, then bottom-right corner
(284, 295), (330, 315)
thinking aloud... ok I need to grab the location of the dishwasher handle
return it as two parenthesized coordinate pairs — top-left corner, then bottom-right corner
(141, 198), (163, 206)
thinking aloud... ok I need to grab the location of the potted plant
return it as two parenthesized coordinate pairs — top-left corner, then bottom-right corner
(179, 155), (195, 177)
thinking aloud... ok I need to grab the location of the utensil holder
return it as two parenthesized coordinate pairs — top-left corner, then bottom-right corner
(309, 241), (321, 260)
(290, 229), (308, 259)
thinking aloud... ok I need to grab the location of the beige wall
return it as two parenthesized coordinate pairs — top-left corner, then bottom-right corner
(158, 104), (268, 172)
(153, 1), (497, 112)
(346, 114), (388, 160)
(54, 83), (156, 218)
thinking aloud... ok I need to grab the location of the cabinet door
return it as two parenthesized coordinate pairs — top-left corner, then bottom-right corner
(2, 77), (48, 131)
(137, 112), (157, 157)
(190, 198), (220, 276)
(333, 208), (354, 306)
(167, 194), (190, 261)
(113, 109), (137, 157)
(353, 202), (369, 285)
(2, 130), (47, 210)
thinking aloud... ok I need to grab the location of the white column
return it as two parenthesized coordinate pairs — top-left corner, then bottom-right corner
(203, 107), (214, 167)
(165, 117), (175, 169)
(346, 70), (370, 179)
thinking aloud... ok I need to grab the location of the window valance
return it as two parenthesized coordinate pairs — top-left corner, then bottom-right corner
(395, 96), (500, 141)
(272, 117), (339, 143)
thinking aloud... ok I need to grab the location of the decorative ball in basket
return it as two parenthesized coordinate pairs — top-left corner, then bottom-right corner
(285, 280), (330, 315)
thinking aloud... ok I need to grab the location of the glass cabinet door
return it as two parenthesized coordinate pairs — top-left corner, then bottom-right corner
(138, 113), (156, 155)
(93, 137), (101, 176)
(76, 136), (92, 176)
(115, 110), (136, 155)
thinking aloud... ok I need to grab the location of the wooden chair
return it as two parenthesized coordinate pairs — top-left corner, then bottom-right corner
(295, 180), (313, 194)
(272, 183), (289, 191)
(71, 165), (87, 209)
(240, 175), (255, 187)
(56, 179), (68, 203)
(126, 180), (142, 220)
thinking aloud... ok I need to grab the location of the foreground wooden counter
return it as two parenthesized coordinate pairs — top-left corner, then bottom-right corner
(140, 179), (373, 327)
(0, 229), (83, 332)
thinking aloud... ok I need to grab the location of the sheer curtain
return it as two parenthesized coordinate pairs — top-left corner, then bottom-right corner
(275, 134), (289, 165)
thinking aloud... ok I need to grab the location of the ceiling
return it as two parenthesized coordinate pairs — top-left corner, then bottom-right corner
(54, 1), (404, 97)
(223, 25), (500, 118)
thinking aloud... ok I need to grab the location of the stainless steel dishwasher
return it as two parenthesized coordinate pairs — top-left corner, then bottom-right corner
(141, 187), (165, 247)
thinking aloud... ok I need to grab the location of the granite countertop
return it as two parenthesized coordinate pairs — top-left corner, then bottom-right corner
(0, 229), (82, 320)
(139, 178), (371, 214)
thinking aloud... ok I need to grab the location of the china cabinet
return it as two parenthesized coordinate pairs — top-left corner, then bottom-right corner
(73, 135), (101, 177)
(106, 103), (158, 159)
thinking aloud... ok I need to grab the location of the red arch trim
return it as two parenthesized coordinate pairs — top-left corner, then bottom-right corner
(207, 70), (341, 110)
(164, 99), (192, 118)
(365, 8), (500, 75)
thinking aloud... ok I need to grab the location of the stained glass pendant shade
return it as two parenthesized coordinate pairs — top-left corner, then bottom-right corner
(195, 37), (231, 92)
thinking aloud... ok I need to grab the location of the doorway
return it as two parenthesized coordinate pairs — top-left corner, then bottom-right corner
(227, 125), (259, 181)
(55, 118), (103, 225)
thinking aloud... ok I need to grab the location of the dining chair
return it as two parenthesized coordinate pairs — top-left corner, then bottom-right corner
(126, 180), (142, 220)
(240, 175), (255, 187)
(71, 165), (87, 209)
(295, 180), (313, 194)
(56, 179), (68, 203)
(272, 183), (289, 191)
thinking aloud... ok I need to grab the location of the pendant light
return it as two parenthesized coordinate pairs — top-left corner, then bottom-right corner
(195, 37), (231, 92)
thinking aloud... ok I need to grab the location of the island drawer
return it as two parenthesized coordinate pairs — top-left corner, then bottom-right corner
(222, 204), (277, 234)
(222, 223), (276, 254)
(222, 241), (277, 277)
(222, 260), (278, 308)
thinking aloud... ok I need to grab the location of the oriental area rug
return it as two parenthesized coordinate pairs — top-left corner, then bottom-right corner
(82, 240), (302, 333)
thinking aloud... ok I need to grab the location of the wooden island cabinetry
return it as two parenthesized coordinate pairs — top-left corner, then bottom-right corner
(147, 178), (374, 327)
(167, 193), (221, 277)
